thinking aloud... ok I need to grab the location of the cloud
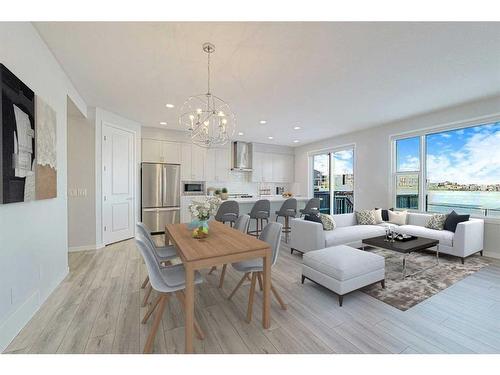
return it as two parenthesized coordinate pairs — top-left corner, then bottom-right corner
(399, 155), (420, 171)
(427, 124), (500, 184)
(440, 133), (452, 138)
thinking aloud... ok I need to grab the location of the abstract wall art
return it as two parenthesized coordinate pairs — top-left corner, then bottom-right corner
(0, 63), (57, 204)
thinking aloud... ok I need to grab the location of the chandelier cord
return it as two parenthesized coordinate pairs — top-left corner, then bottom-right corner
(207, 48), (211, 95)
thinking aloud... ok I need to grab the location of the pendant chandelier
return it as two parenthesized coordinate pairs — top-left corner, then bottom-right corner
(179, 42), (236, 148)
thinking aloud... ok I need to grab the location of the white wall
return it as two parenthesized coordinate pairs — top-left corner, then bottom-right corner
(67, 112), (96, 250)
(94, 108), (142, 247)
(294, 95), (500, 258)
(0, 22), (87, 351)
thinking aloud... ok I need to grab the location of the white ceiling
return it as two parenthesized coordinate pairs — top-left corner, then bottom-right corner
(35, 22), (500, 146)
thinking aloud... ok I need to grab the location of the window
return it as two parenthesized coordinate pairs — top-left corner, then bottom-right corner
(392, 121), (500, 218)
(394, 137), (420, 210)
(312, 147), (355, 215)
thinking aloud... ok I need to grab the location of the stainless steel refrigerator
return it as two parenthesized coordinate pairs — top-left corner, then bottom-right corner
(141, 163), (180, 233)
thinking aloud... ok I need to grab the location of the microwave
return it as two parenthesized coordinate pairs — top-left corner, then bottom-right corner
(182, 181), (206, 195)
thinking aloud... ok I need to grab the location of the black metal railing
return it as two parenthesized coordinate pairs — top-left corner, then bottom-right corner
(396, 194), (419, 210)
(314, 191), (354, 214)
(314, 191), (331, 214)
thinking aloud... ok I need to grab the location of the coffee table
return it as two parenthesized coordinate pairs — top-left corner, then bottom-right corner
(362, 235), (439, 278)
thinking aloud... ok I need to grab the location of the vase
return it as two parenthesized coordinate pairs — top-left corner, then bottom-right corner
(190, 219), (209, 239)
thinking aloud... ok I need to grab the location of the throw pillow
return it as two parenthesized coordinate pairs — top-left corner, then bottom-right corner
(373, 208), (384, 224)
(304, 213), (322, 225)
(388, 210), (407, 225)
(375, 207), (394, 221)
(426, 214), (448, 230)
(320, 213), (336, 231)
(356, 210), (377, 225)
(443, 210), (469, 232)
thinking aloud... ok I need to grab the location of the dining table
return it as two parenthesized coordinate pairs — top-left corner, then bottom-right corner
(165, 220), (273, 353)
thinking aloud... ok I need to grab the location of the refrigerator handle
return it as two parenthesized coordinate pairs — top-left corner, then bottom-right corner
(162, 165), (167, 207)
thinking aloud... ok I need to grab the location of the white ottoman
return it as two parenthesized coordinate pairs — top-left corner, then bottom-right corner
(301, 245), (385, 306)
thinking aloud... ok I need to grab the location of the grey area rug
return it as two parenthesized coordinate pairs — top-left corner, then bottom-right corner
(361, 247), (490, 311)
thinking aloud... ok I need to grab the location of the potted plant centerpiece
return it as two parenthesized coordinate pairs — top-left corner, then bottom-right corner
(188, 196), (221, 239)
(220, 187), (228, 200)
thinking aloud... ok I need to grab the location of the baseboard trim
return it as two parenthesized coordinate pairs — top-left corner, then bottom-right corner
(68, 243), (105, 252)
(484, 250), (500, 260)
(0, 290), (39, 353)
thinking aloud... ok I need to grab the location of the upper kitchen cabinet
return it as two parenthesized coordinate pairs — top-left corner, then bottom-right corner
(251, 151), (294, 183)
(142, 139), (180, 164)
(205, 147), (230, 182)
(181, 143), (206, 180)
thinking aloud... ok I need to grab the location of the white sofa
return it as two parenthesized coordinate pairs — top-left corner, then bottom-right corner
(290, 212), (484, 263)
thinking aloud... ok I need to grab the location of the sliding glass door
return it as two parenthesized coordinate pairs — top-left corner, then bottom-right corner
(312, 147), (355, 215)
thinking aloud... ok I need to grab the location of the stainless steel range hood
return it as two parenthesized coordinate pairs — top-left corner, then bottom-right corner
(231, 141), (253, 171)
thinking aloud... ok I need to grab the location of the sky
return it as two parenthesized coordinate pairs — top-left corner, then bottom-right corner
(313, 149), (354, 175)
(397, 121), (500, 185)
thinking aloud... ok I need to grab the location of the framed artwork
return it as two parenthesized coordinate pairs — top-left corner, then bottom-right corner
(0, 63), (57, 204)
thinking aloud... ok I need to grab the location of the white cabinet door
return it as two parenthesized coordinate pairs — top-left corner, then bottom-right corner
(284, 155), (295, 183)
(205, 148), (216, 181)
(215, 148), (230, 182)
(142, 139), (162, 162)
(262, 153), (273, 182)
(162, 141), (181, 164)
(251, 151), (263, 182)
(191, 145), (206, 180)
(180, 143), (192, 180)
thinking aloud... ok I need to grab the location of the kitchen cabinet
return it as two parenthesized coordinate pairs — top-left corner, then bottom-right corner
(181, 143), (206, 180)
(142, 139), (180, 164)
(262, 155), (273, 182)
(180, 143), (192, 180)
(251, 152), (262, 182)
(251, 151), (294, 183)
(205, 147), (230, 182)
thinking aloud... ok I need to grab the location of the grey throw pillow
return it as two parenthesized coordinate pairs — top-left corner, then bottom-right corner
(426, 214), (447, 230)
(356, 210), (377, 225)
(320, 214), (336, 231)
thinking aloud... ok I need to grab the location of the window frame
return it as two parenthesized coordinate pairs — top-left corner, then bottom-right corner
(390, 114), (500, 219)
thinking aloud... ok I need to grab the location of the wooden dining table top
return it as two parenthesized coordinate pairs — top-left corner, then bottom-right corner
(165, 221), (270, 263)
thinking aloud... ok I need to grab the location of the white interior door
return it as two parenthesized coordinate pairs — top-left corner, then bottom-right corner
(102, 123), (135, 244)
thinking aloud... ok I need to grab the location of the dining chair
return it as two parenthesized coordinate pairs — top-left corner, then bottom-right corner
(275, 198), (297, 242)
(135, 238), (205, 353)
(247, 199), (271, 237)
(299, 198), (321, 217)
(136, 222), (178, 307)
(209, 215), (251, 289)
(227, 222), (287, 323)
(214, 200), (239, 227)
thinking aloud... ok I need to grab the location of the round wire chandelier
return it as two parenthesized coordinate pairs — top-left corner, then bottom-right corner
(179, 42), (236, 148)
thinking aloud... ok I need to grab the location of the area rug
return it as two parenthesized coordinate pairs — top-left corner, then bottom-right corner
(361, 247), (490, 311)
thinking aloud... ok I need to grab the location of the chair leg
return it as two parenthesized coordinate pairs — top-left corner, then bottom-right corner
(142, 284), (153, 307)
(246, 272), (258, 323)
(218, 264), (227, 288)
(208, 266), (217, 275)
(271, 283), (287, 310)
(175, 291), (205, 340)
(141, 275), (149, 289)
(228, 272), (249, 300)
(142, 294), (163, 324)
(257, 272), (263, 291)
(143, 295), (167, 354)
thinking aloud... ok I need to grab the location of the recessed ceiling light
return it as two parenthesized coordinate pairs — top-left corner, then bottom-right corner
(293, 126), (301, 130)
(238, 132), (244, 136)
(268, 136), (274, 140)
(165, 103), (175, 108)
(159, 121), (167, 125)
(260, 120), (267, 124)
(293, 140), (300, 143)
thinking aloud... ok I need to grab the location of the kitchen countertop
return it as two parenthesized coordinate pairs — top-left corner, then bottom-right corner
(229, 195), (310, 203)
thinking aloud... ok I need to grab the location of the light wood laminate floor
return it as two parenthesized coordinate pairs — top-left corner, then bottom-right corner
(4, 237), (500, 354)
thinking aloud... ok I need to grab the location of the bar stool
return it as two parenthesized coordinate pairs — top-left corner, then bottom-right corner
(300, 198), (321, 217)
(275, 198), (297, 242)
(215, 200), (239, 227)
(247, 199), (270, 237)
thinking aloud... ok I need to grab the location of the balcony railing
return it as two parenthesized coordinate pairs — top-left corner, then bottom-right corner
(313, 191), (354, 215)
(396, 194), (500, 218)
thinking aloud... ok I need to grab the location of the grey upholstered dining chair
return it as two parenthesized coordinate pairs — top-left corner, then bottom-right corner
(136, 222), (178, 307)
(214, 200), (239, 226)
(247, 199), (270, 237)
(228, 222), (287, 323)
(136, 238), (205, 353)
(209, 214), (251, 289)
(275, 198), (297, 242)
(299, 198), (321, 217)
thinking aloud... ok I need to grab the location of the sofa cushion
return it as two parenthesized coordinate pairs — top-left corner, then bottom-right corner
(303, 245), (385, 281)
(425, 214), (447, 230)
(373, 208), (384, 224)
(320, 213), (336, 230)
(325, 225), (386, 247)
(356, 210), (377, 225)
(304, 213), (322, 225)
(444, 210), (470, 232)
(398, 225), (454, 247)
(406, 212), (433, 226)
(388, 210), (407, 225)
